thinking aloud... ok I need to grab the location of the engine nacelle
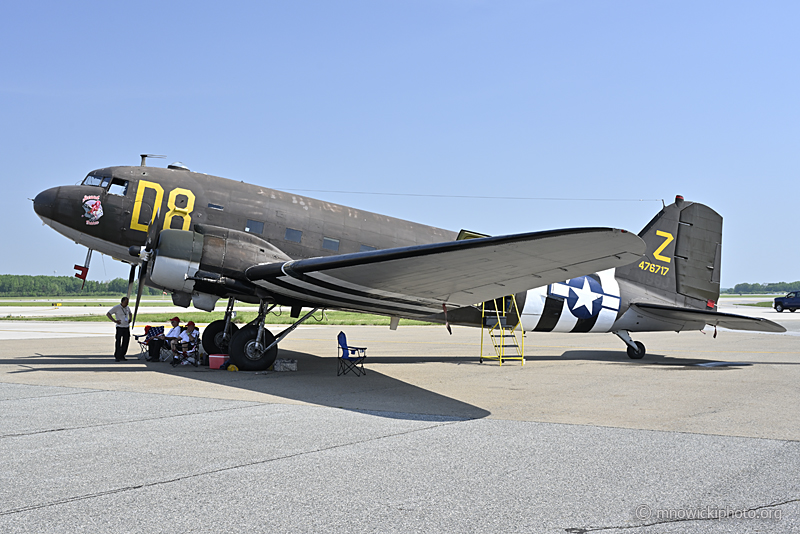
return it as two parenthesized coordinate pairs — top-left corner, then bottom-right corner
(149, 225), (292, 310)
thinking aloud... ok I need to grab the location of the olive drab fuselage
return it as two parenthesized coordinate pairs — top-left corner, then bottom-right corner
(36, 165), (455, 262)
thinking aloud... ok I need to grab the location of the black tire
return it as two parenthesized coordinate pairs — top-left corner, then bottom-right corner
(202, 320), (240, 355)
(626, 341), (646, 359)
(791, 309), (796, 313)
(776, 304), (784, 312)
(228, 324), (278, 371)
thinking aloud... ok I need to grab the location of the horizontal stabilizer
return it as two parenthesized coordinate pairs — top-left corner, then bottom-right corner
(246, 227), (645, 316)
(633, 303), (786, 333)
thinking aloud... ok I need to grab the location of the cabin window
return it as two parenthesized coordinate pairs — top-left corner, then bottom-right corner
(322, 237), (340, 251)
(245, 220), (265, 235)
(208, 203), (224, 211)
(285, 228), (302, 243)
(107, 178), (128, 196)
(360, 244), (376, 252)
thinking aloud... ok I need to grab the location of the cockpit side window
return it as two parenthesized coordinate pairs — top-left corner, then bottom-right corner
(108, 178), (129, 196)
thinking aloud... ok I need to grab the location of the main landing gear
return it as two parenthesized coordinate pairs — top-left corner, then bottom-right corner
(615, 330), (646, 359)
(202, 297), (240, 355)
(223, 300), (321, 371)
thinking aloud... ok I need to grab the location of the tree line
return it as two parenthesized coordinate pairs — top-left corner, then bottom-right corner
(722, 281), (800, 295)
(0, 274), (162, 297)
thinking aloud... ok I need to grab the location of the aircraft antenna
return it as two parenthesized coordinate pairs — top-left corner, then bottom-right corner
(140, 154), (166, 167)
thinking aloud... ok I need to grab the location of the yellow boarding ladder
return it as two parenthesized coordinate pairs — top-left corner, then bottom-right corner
(480, 295), (524, 365)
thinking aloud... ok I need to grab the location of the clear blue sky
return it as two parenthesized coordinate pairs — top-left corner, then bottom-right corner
(2, 1), (797, 288)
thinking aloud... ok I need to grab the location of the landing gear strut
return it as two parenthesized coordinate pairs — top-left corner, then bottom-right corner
(615, 330), (646, 359)
(227, 301), (321, 371)
(202, 297), (240, 355)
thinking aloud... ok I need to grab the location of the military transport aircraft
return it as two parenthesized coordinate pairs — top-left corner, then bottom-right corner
(32, 156), (784, 370)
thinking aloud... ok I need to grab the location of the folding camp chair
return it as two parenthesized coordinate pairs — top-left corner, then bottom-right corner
(133, 334), (149, 360)
(337, 331), (367, 376)
(134, 326), (164, 361)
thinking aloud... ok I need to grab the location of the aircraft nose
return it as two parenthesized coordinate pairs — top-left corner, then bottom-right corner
(33, 186), (60, 219)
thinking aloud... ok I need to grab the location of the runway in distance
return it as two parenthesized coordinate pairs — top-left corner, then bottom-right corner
(32, 156), (784, 370)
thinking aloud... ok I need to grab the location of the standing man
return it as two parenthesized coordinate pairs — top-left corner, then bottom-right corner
(106, 297), (132, 362)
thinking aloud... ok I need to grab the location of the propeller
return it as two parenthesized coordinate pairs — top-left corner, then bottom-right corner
(131, 209), (161, 329)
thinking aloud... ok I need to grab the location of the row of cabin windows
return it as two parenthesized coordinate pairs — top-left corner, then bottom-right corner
(80, 177), (378, 253)
(244, 220), (376, 252)
(79, 179), (376, 253)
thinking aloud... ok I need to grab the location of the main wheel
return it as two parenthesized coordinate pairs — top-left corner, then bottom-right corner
(791, 309), (796, 313)
(228, 324), (278, 371)
(626, 341), (646, 359)
(202, 320), (240, 355)
(776, 304), (784, 312)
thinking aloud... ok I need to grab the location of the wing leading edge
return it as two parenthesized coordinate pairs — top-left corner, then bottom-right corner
(633, 303), (786, 333)
(246, 227), (645, 317)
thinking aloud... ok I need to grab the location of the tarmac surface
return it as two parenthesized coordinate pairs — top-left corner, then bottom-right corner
(1, 305), (799, 533)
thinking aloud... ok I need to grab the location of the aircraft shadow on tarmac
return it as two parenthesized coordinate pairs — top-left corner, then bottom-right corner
(365, 350), (769, 369)
(5, 349), (491, 421)
(8, 344), (799, 419)
(530, 349), (764, 369)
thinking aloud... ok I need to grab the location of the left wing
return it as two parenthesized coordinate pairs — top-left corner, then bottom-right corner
(246, 227), (645, 317)
(633, 303), (786, 333)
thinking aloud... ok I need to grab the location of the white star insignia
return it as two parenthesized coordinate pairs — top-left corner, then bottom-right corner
(570, 278), (601, 314)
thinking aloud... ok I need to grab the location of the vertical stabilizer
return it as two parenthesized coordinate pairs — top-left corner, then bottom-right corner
(615, 196), (722, 309)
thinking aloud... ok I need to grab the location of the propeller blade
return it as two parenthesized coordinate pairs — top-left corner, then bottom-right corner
(133, 208), (161, 329)
(127, 264), (136, 299)
(145, 208), (161, 251)
(132, 262), (146, 329)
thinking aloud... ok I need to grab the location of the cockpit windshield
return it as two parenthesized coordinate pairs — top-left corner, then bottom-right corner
(82, 174), (111, 188)
(82, 173), (129, 196)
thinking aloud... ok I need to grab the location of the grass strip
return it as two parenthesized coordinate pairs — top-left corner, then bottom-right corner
(0, 310), (435, 326)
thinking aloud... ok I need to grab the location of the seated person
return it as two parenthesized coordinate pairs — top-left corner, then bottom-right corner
(146, 317), (183, 361)
(172, 321), (200, 367)
(142, 325), (164, 361)
(156, 316), (183, 352)
(179, 321), (200, 352)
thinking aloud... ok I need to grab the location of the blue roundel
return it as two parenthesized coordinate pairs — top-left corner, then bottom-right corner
(565, 276), (603, 319)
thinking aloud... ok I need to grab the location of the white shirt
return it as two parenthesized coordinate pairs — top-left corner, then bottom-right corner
(179, 329), (199, 344)
(165, 326), (182, 339)
(108, 304), (131, 328)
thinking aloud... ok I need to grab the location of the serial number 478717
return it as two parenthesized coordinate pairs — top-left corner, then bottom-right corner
(638, 261), (669, 276)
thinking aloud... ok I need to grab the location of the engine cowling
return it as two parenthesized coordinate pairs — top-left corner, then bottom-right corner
(148, 225), (292, 310)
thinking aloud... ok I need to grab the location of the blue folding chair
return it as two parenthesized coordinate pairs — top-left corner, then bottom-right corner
(337, 331), (367, 376)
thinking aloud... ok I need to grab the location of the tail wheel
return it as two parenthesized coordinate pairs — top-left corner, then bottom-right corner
(228, 324), (278, 371)
(627, 341), (646, 359)
(776, 304), (784, 312)
(202, 320), (239, 355)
